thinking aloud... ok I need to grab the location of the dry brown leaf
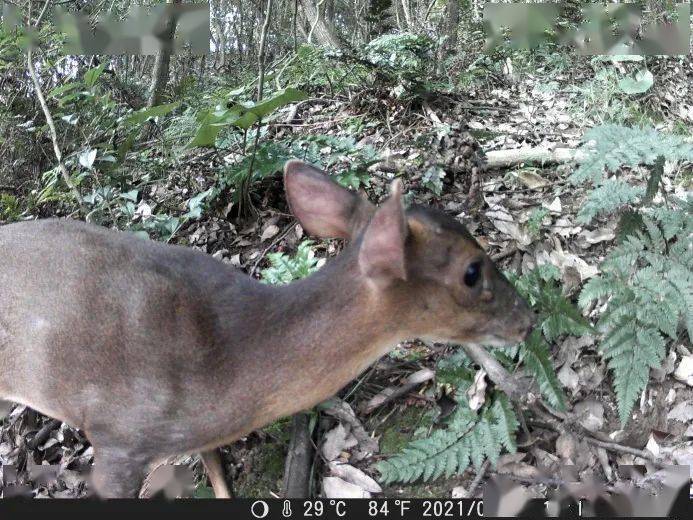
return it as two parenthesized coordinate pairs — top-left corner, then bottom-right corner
(667, 400), (693, 423)
(322, 476), (371, 498)
(260, 224), (280, 242)
(673, 355), (693, 386)
(328, 462), (382, 493)
(322, 424), (348, 462)
(467, 368), (487, 411)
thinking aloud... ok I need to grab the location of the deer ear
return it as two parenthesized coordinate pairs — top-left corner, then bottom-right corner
(284, 160), (374, 239)
(359, 179), (408, 284)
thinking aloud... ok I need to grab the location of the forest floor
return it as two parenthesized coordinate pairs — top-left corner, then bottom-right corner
(1, 52), (692, 502)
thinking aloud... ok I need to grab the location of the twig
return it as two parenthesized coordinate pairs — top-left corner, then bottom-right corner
(530, 407), (663, 466)
(360, 368), (435, 414)
(461, 343), (530, 400)
(26, 1), (87, 216)
(583, 437), (661, 465)
(249, 222), (295, 277)
(465, 460), (490, 498)
(491, 245), (519, 262)
(27, 419), (61, 450)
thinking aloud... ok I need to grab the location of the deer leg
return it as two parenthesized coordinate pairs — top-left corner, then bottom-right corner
(91, 447), (148, 498)
(201, 449), (232, 498)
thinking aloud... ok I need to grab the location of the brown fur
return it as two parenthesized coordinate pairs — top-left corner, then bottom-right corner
(0, 160), (534, 497)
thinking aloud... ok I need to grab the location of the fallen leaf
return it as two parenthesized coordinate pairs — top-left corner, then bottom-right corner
(542, 196), (562, 214)
(328, 462), (382, 493)
(667, 400), (693, 423)
(451, 486), (467, 498)
(579, 226), (616, 246)
(322, 476), (371, 498)
(645, 435), (661, 457)
(486, 206), (533, 246)
(573, 399), (604, 432)
(665, 388), (676, 405)
(557, 365), (579, 393)
(322, 424), (348, 461)
(467, 368), (487, 411)
(673, 355), (693, 386)
(229, 253), (242, 267)
(536, 249), (598, 281)
(550, 217), (581, 237)
(260, 224), (280, 242)
(515, 170), (549, 189)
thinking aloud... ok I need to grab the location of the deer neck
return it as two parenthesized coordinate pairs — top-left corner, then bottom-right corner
(213, 245), (405, 425)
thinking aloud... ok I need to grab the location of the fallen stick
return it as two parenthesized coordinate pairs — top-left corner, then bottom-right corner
(361, 368), (435, 414)
(485, 147), (587, 169)
(282, 413), (314, 498)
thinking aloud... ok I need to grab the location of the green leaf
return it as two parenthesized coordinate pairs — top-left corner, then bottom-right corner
(616, 210), (645, 243)
(261, 241), (322, 284)
(643, 156), (664, 204)
(123, 102), (180, 127)
(227, 88), (308, 130)
(520, 330), (566, 410)
(78, 148), (97, 169)
(48, 81), (80, 100)
(184, 188), (213, 220)
(84, 63), (106, 88)
(617, 69), (654, 94)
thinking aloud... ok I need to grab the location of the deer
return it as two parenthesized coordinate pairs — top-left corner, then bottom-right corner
(0, 160), (534, 498)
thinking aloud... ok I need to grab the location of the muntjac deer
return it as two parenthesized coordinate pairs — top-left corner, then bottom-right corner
(0, 160), (534, 498)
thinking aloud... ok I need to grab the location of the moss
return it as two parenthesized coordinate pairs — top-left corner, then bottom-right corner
(234, 420), (292, 497)
(375, 405), (468, 497)
(235, 442), (287, 497)
(377, 406), (429, 454)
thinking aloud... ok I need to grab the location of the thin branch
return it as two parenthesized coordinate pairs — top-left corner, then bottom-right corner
(26, 0), (87, 215)
(239, 0), (273, 217)
(464, 460), (490, 498)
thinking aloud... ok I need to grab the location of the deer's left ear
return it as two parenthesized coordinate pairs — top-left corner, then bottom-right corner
(284, 160), (374, 239)
(358, 180), (408, 284)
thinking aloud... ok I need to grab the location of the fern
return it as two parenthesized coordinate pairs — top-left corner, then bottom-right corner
(520, 330), (567, 410)
(260, 241), (323, 284)
(376, 394), (517, 485)
(580, 209), (693, 424)
(569, 125), (693, 225)
(363, 33), (435, 81)
(288, 135), (380, 189)
(570, 125), (693, 186)
(577, 178), (644, 224)
(511, 265), (593, 410)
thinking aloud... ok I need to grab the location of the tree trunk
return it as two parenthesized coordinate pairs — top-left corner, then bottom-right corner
(445, 0), (459, 50)
(300, 0), (344, 49)
(437, 0), (459, 73)
(147, 0), (182, 107)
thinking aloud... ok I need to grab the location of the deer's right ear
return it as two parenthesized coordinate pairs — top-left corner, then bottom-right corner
(284, 160), (374, 239)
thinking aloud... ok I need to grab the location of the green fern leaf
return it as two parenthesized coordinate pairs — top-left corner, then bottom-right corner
(520, 330), (566, 410)
(491, 394), (519, 453)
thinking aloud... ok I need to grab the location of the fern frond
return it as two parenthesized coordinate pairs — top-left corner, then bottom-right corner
(491, 394), (518, 453)
(577, 178), (644, 224)
(376, 393), (520, 485)
(376, 405), (477, 485)
(520, 330), (566, 410)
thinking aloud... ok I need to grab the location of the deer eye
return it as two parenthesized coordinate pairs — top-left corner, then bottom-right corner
(464, 261), (482, 287)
